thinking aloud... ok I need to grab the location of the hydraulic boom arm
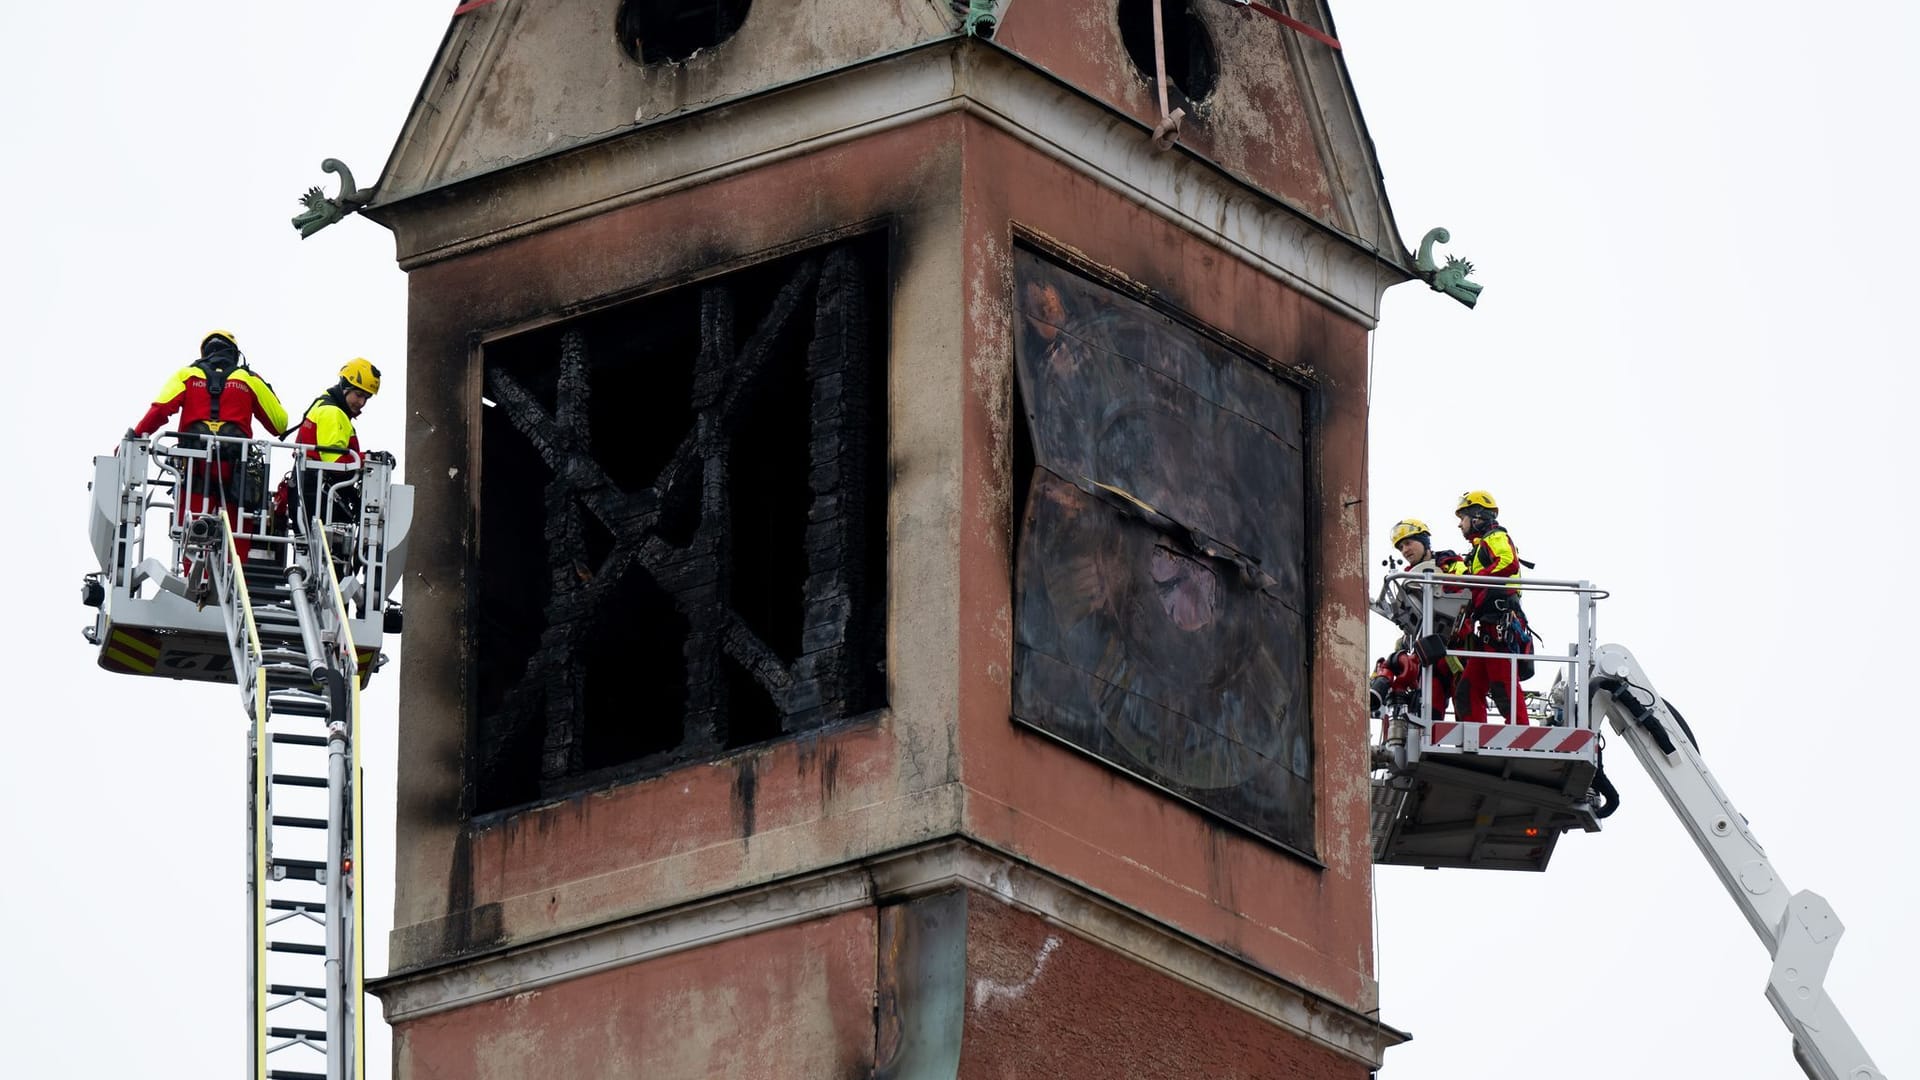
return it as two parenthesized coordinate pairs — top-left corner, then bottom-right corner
(1588, 645), (1883, 1080)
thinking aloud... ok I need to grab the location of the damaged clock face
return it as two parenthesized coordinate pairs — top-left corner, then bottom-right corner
(1011, 249), (1314, 855)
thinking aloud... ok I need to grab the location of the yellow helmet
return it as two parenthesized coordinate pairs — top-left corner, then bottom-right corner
(1456, 490), (1498, 514)
(339, 358), (382, 395)
(201, 329), (239, 353)
(1389, 519), (1431, 547)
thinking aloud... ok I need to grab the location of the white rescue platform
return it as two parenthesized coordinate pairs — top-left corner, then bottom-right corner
(1369, 573), (1609, 871)
(82, 433), (411, 683)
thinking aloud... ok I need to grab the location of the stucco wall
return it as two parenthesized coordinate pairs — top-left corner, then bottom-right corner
(953, 118), (1376, 1007)
(385, 108), (1376, 1018)
(992, 0), (1344, 229)
(388, 887), (1377, 1078)
(393, 908), (879, 1078)
(380, 0), (951, 200)
(390, 116), (971, 967)
(378, 3), (1398, 258)
(960, 894), (1370, 1079)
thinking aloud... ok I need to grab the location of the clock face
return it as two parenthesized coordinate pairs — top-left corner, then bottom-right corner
(1011, 250), (1313, 854)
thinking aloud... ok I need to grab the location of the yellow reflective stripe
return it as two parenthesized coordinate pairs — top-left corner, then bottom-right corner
(232, 370), (290, 435)
(317, 535), (369, 1080)
(103, 646), (157, 672)
(150, 366), (195, 406)
(109, 630), (161, 659)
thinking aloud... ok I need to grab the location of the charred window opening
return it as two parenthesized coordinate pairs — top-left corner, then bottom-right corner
(1010, 248), (1314, 856)
(1117, 0), (1219, 109)
(472, 235), (889, 815)
(618, 0), (752, 65)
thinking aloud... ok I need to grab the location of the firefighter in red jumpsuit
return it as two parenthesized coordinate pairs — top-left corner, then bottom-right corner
(286, 358), (380, 528)
(130, 330), (290, 565)
(1451, 490), (1531, 723)
(1372, 518), (1467, 725)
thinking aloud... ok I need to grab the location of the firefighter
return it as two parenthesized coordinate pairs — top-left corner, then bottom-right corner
(1452, 490), (1532, 723)
(1371, 519), (1466, 724)
(130, 330), (290, 564)
(286, 358), (381, 528)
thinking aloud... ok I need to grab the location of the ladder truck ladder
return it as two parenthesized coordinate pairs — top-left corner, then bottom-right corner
(1589, 645), (1883, 1080)
(200, 515), (365, 1080)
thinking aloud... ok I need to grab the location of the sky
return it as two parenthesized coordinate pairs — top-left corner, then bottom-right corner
(0, 2), (1912, 1078)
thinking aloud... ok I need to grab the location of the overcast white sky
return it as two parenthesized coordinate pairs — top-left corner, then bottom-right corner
(0, 2), (1911, 1078)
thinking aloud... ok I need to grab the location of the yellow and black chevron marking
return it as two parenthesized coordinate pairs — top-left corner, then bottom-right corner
(98, 625), (161, 675)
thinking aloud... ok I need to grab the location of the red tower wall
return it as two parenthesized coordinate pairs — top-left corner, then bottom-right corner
(369, 14), (1408, 1073)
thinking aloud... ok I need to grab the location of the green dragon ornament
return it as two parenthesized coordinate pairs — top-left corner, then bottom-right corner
(291, 158), (369, 239)
(963, 0), (1000, 37)
(1415, 227), (1482, 309)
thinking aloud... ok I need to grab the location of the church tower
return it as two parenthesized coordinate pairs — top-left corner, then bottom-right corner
(363, 1), (1414, 1073)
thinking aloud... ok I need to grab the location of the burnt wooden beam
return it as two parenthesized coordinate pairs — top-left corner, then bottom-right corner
(473, 238), (887, 809)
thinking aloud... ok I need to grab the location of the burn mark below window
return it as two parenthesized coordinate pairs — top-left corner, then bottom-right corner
(472, 235), (889, 815)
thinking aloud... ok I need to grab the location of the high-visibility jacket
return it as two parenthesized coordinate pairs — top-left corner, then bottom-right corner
(1465, 524), (1520, 579)
(132, 361), (289, 439)
(1463, 523), (1521, 616)
(295, 389), (360, 463)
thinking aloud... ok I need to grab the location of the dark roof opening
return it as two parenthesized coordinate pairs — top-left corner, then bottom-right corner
(1116, 0), (1219, 109)
(618, 0), (752, 65)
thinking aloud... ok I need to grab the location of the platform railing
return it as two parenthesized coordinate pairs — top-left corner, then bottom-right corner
(112, 432), (397, 620)
(1374, 571), (1608, 767)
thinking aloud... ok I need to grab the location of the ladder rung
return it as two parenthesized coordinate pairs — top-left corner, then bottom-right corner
(268, 1071), (327, 1080)
(270, 732), (329, 747)
(270, 699), (330, 719)
(271, 814), (328, 830)
(267, 1026), (326, 1041)
(270, 774), (328, 788)
(268, 941), (326, 956)
(272, 857), (326, 880)
(271, 689), (328, 707)
(268, 899), (327, 912)
(267, 984), (326, 998)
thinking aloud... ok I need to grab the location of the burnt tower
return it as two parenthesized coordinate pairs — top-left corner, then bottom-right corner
(363, 1), (1414, 1073)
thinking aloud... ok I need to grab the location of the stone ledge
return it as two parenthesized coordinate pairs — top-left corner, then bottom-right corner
(371, 836), (1407, 1067)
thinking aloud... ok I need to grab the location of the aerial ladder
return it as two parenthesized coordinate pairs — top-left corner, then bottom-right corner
(1368, 570), (1883, 1080)
(82, 432), (412, 1080)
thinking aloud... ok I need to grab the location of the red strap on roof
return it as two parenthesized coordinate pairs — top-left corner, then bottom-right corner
(452, 0), (501, 15)
(1222, 1), (1342, 50)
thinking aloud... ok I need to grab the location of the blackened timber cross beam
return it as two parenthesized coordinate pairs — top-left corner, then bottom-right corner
(481, 245), (879, 793)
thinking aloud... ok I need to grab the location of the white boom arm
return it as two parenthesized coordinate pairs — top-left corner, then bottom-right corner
(1589, 645), (1883, 1080)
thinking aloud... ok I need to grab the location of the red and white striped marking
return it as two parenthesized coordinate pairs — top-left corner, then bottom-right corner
(1428, 723), (1595, 754)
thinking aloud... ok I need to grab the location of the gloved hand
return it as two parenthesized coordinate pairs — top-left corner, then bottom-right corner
(1413, 634), (1448, 666)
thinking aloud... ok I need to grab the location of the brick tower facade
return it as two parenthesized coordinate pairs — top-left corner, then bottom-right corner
(364, 1), (1413, 1073)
